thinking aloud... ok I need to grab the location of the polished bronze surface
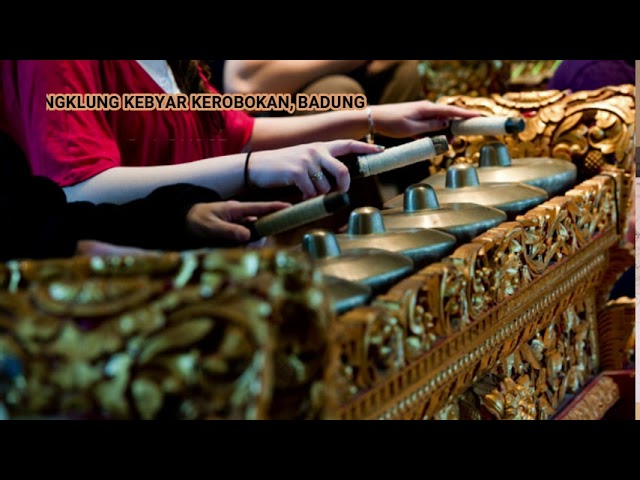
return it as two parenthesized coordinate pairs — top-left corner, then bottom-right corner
(324, 275), (372, 314)
(385, 164), (549, 219)
(431, 86), (635, 236)
(381, 183), (507, 244)
(421, 142), (578, 198)
(327, 173), (622, 419)
(300, 230), (414, 293)
(333, 207), (456, 268)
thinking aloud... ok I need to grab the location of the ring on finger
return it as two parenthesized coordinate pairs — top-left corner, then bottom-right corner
(311, 171), (324, 182)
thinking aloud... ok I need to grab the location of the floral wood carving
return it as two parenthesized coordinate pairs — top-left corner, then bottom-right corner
(433, 85), (635, 238)
(435, 296), (599, 420)
(328, 174), (618, 419)
(0, 249), (333, 420)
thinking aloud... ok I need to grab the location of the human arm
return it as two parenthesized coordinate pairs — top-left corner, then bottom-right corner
(185, 199), (291, 244)
(2, 60), (256, 204)
(223, 60), (370, 94)
(63, 139), (384, 204)
(8, 61), (479, 205)
(0, 175), (290, 260)
(4, 60), (379, 204)
(248, 100), (482, 150)
(63, 97), (481, 205)
(71, 183), (291, 251)
(74, 202), (285, 257)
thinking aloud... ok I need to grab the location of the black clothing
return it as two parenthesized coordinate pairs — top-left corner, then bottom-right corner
(0, 132), (224, 262)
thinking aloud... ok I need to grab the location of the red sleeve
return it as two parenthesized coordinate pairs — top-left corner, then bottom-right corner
(11, 60), (121, 186)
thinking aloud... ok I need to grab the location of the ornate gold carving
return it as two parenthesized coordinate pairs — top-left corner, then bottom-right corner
(326, 305), (404, 406)
(418, 61), (561, 101)
(556, 375), (620, 420)
(0, 249), (333, 420)
(437, 296), (600, 420)
(329, 174), (618, 419)
(479, 376), (537, 420)
(435, 87), (635, 246)
(1, 86), (635, 421)
(433, 86), (635, 212)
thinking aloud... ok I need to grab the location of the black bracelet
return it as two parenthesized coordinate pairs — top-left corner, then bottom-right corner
(243, 150), (253, 190)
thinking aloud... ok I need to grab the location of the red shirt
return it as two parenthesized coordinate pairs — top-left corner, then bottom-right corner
(0, 60), (255, 186)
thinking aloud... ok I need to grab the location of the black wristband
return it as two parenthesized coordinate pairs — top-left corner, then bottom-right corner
(244, 150), (253, 190)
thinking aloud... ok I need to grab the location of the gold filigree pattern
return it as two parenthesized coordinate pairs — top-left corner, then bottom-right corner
(556, 375), (620, 420)
(1, 86), (634, 421)
(329, 173), (619, 419)
(0, 249), (333, 420)
(448, 243), (491, 320)
(477, 223), (530, 303)
(434, 295), (600, 420)
(327, 305), (404, 405)
(434, 86), (635, 213)
(479, 376), (537, 420)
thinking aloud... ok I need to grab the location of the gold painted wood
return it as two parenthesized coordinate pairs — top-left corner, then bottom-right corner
(0, 249), (333, 420)
(326, 174), (621, 420)
(555, 375), (620, 420)
(434, 294), (600, 420)
(0, 87), (634, 420)
(323, 87), (634, 419)
(432, 85), (635, 239)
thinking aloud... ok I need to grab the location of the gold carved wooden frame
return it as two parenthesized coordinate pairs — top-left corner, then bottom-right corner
(0, 86), (635, 420)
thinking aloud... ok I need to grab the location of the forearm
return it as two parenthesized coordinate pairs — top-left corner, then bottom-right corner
(63, 154), (247, 204)
(224, 60), (368, 94)
(249, 110), (370, 150)
(72, 184), (223, 251)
